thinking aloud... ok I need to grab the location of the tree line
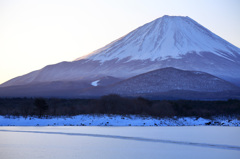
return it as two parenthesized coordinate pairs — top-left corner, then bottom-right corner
(0, 94), (240, 118)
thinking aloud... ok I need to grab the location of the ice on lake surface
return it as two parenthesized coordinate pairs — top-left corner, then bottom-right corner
(0, 126), (240, 159)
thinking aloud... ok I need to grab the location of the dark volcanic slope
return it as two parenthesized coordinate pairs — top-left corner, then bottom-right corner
(0, 76), (122, 98)
(0, 67), (239, 99)
(105, 67), (239, 95)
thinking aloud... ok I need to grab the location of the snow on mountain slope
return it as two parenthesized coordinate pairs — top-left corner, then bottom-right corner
(76, 15), (240, 62)
(1, 15), (240, 89)
(91, 80), (100, 86)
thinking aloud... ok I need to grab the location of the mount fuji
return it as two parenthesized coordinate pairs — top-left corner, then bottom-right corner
(1, 15), (240, 99)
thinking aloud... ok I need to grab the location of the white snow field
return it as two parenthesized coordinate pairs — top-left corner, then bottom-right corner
(0, 114), (240, 126)
(0, 115), (240, 126)
(0, 126), (240, 159)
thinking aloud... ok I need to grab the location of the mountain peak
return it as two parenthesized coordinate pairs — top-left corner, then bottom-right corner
(161, 15), (189, 19)
(76, 15), (239, 62)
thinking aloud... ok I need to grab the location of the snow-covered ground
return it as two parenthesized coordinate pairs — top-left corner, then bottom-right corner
(0, 126), (240, 159)
(0, 115), (239, 126)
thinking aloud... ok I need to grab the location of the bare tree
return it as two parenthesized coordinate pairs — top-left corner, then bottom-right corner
(34, 98), (48, 117)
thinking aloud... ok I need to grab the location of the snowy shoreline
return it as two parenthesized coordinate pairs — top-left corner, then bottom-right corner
(0, 115), (239, 126)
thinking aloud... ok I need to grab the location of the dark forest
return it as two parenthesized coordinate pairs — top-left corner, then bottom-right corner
(0, 94), (240, 118)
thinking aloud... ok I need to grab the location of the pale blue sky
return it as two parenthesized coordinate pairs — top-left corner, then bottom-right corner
(0, 0), (240, 84)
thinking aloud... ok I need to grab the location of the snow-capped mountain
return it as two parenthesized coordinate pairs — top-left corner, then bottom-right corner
(1, 15), (240, 94)
(76, 15), (239, 62)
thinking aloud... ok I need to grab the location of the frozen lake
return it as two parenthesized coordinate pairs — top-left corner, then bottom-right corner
(0, 126), (240, 159)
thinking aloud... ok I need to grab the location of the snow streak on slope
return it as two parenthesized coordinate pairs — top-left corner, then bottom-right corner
(76, 15), (240, 62)
(91, 80), (100, 86)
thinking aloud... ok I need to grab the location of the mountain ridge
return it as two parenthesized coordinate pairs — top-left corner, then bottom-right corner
(85, 67), (239, 96)
(0, 67), (239, 100)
